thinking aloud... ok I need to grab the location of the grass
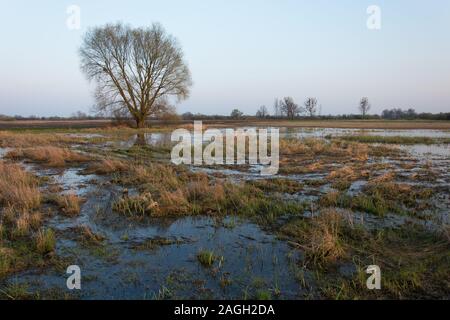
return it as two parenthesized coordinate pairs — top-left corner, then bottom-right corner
(0, 161), (41, 210)
(249, 178), (303, 194)
(14, 214), (31, 237)
(281, 209), (348, 267)
(318, 181), (433, 217)
(277, 138), (375, 175)
(71, 225), (106, 246)
(84, 159), (128, 175)
(197, 250), (216, 267)
(0, 131), (85, 148)
(319, 225), (450, 299)
(46, 193), (83, 216)
(353, 182), (433, 216)
(280, 138), (369, 160)
(327, 166), (360, 181)
(6, 146), (91, 167)
(0, 161), (62, 280)
(0, 282), (32, 300)
(254, 289), (272, 300)
(338, 135), (450, 145)
(113, 192), (159, 217)
(112, 162), (304, 221)
(280, 208), (450, 299)
(35, 228), (56, 254)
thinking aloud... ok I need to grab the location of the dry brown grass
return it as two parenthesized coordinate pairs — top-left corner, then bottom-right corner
(85, 159), (127, 175)
(73, 225), (106, 245)
(35, 228), (56, 254)
(0, 131), (83, 148)
(47, 193), (83, 216)
(29, 212), (43, 229)
(15, 213), (30, 237)
(283, 209), (349, 266)
(327, 166), (358, 181)
(319, 190), (341, 207)
(0, 161), (41, 210)
(113, 192), (159, 216)
(282, 138), (367, 157)
(6, 147), (91, 167)
(368, 171), (396, 184)
(124, 163), (184, 190)
(307, 209), (347, 264)
(158, 189), (191, 215)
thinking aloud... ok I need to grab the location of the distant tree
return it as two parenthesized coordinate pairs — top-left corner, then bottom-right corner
(72, 111), (88, 119)
(382, 108), (401, 119)
(381, 107), (418, 120)
(159, 107), (180, 122)
(0, 114), (14, 121)
(273, 98), (281, 117)
(280, 97), (301, 120)
(79, 23), (192, 128)
(304, 97), (318, 117)
(406, 108), (417, 119)
(181, 112), (194, 120)
(230, 109), (244, 119)
(256, 105), (268, 118)
(359, 97), (371, 119)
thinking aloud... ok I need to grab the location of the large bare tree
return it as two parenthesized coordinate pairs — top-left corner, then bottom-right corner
(359, 97), (371, 119)
(80, 23), (192, 128)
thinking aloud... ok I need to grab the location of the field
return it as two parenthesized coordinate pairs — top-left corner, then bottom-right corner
(2, 119), (450, 130)
(0, 120), (449, 299)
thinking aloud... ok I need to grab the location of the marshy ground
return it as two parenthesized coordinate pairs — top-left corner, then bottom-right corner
(0, 122), (449, 300)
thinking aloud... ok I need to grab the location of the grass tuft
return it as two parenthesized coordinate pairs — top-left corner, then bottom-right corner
(35, 228), (56, 254)
(197, 249), (216, 267)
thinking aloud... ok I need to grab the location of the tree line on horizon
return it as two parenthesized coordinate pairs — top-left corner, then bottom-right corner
(2, 107), (449, 122)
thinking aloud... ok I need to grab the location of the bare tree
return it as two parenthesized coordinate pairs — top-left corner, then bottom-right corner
(359, 97), (371, 118)
(79, 23), (192, 128)
(256, 105), (268, 118)
(280, 97), (301, 120)
(71, 111), (88, 119)
(273, 98), (280, 117)
(304, 97), (318, 117)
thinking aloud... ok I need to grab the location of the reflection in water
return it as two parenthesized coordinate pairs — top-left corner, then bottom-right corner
(134, 133), (147, 146)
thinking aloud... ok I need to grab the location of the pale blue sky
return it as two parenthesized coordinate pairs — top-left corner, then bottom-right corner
(0, 0), (449, 116)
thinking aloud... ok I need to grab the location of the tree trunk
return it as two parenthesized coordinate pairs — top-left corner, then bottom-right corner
(135, 116), (146, 128)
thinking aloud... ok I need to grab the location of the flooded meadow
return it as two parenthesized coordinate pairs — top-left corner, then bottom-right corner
(0, 125), (449, 299)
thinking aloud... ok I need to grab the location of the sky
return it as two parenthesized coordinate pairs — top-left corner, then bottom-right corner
(0, 0), (449, 117)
